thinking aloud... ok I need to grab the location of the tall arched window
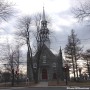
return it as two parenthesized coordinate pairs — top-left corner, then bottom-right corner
(33, 63), (37, 68)
(43, 55), (46, 63)
(52, 62), (56, 68)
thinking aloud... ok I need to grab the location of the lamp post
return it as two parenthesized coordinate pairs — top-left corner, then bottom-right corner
(64, 64), (69, 85)
(83, 53), (90, 79)
(11, 68), (14, 86)
(4, 64), (6, 87)
(33, 63), (37, 83)
(79, 67), (82, 81)
(15, 68), (19, 84)
(65, 66), (67, 85)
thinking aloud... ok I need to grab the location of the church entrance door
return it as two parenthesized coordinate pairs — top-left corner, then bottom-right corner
(42, 69), (48, 80)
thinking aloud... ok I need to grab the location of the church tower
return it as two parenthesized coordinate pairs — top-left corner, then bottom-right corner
(39, 7), (50, 48)
(34, 8), (65, 81)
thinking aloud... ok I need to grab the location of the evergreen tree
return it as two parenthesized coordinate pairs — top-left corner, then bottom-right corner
(64, 29), (82, 81)
(82, 49), (90, 79)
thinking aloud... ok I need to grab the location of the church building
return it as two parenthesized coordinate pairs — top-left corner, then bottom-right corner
(34, 7), (64, 81)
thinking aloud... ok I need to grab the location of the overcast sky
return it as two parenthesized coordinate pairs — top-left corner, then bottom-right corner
(0, 0), (90, 54)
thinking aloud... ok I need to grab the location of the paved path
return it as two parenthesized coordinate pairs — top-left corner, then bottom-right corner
(0, 86), (90, 90)
(1, 87), (90, 90)
(0, 87), (67, 90)
(34, 82), (48, 87)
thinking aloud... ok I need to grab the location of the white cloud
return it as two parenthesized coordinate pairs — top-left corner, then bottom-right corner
(2, 0), (90, 52)
(0, 34), (14, 44)
(6, 0), (74, 33)
(8, 0), (71, 14)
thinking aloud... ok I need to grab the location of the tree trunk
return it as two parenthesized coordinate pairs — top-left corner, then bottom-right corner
(75, 58), (78, 79)
(11, 69), (14, 86)
(87, 59), (90, 79)
(27, 50), (31, 81)
(74, 46), (78, 79)
(26, 24), (34, 81)
(71, 50), (76, 81)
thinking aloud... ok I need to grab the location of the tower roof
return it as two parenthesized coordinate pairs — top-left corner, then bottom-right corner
(59, 46), (62, 54)
(42, 6), (46, 21)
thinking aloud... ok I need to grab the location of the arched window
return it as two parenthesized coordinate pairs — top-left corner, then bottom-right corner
(43, 55), (46, 63)
(52, 62), (56, 68)
(33, 63), (37, 68)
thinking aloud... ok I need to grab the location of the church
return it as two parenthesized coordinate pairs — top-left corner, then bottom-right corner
(28, 7), (67, 81)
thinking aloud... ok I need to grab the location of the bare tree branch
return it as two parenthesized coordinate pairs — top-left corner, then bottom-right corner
(0, 0), (15, 21)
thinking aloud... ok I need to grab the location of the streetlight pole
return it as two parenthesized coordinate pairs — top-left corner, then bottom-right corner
(11, 68), (14, 86)
(64, 63), (69, 85)
(79, 67), (82, 80)
(65, 66), (68, 85)
(4, 64), (6, 87)
(33, 63), (37, 83)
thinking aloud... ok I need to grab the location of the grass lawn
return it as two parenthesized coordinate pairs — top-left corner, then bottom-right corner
(0, 82), (36, 87)
(48, 81), (90, 87)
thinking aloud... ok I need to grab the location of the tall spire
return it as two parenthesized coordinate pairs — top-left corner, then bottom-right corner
(59, 46), (62, 55)
(42, 6), (46, 21)
(39, 6), (50, 48)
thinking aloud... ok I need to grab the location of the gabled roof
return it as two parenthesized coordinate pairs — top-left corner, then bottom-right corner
(34, 44), (57, 60)
(41, 44), (56, 57)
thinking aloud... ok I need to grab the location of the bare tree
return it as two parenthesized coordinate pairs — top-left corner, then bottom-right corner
(72, 0), (90, 21)
(12, 40), (24, 84)
(0, 36), (24, 85)
(1, 42), (16, 86)
(15, 11), (51, 83)
(15, 15), (33, 81)
(0, 0), (14, 21)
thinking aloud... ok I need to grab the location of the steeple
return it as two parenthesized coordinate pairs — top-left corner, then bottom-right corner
(59, 46), (62, 55)
(38, 7), (50, 48)
(59, 46), (63, 63)
(42, 6), (46, 21)
(57, 46), (64, 81)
